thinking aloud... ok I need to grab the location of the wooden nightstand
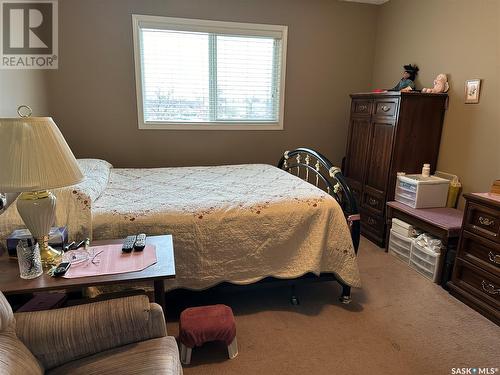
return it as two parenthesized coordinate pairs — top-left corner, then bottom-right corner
(448, 193), (500, 325)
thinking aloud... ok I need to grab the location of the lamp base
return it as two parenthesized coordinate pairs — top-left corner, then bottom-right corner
(38, 235), (63, 269)
(16, 191), (61, 269)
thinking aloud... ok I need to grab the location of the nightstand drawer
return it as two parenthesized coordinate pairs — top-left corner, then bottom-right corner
(459, 231), (500, 274)
(453, 259), (500, 309)
(465, 202), (500, 243)
(374, 99), (398, 117)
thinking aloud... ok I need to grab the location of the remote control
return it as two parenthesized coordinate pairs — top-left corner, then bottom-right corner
(74, 239), (86, 249)
(134, 233), (146, 251)
(122, 235), (136, 253)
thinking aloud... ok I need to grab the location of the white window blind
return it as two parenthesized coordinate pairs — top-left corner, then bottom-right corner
(132, 15), (287, 130)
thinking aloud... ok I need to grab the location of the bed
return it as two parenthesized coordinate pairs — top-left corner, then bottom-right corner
(0, 148), (361, 302)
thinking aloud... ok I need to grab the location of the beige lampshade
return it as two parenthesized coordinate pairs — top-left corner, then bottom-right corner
(0, 117), (84, 192)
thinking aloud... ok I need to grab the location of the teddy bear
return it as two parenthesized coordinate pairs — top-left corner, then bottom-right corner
(422, 73), (449, 93)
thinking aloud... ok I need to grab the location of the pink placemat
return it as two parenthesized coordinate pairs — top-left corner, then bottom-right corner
(63, 244), (157, 279)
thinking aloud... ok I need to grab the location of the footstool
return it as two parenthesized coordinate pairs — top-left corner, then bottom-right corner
(179, 304), (238, 365)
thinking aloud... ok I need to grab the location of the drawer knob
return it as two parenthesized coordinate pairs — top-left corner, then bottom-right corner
(481, 280), (500, 295)
(359, 105), (367, 112)
(367, 217), (377, 225)
(488, 251), (500, 265)
(478, 216), (495, 227)
(381, 105), (391, 112)
(368, 197), (378, 207)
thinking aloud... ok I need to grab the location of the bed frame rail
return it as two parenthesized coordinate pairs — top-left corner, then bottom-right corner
(278, 147), (360, 253)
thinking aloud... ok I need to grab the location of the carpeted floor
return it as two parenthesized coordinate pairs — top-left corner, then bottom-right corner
(165, 237), (500, 375)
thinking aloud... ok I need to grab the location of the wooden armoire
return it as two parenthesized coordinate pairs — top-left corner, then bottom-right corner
(343, 92), (448, 247)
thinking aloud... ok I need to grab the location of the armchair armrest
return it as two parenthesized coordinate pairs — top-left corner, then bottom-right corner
(14, 295), (167, 370)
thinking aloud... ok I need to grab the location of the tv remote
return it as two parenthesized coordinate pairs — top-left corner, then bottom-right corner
(134, 233), (146, 251)
(122, 235), (136, 253)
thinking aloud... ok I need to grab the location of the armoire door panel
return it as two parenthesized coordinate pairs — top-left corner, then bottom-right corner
(364, 120), (394, 193)
(344, 118), (371, 183)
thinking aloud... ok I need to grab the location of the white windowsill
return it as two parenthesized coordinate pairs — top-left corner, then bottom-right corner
(138, 121), (284, 130)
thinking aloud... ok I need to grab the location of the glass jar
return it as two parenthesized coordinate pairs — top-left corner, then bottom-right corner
(16, 240), (43, 279)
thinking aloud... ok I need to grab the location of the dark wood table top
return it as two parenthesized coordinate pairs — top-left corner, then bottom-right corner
(387, 201), (463, 234)
(0, 235), (175, 295)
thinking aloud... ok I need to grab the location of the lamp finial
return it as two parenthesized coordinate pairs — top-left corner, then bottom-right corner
(17, 105), (32, 118)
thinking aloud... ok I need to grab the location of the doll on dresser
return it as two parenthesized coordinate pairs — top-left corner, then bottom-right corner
(389, 64), (419, 91)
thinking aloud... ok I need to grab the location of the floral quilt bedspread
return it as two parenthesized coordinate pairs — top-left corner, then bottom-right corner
(91, 164), (361, 290)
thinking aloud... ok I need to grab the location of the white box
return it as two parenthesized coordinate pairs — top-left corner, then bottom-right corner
(395, 174), (450, 208)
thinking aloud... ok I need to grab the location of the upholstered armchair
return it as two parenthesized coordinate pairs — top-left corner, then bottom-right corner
(0, 292), (182, 374)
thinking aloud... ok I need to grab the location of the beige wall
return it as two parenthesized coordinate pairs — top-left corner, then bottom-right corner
(46, 0), (378, 167)
(372, 0), (500, 200)
(0, 71), (49, 117)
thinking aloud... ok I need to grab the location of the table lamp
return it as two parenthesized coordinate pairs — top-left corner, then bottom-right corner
(0, 105), (84, 268)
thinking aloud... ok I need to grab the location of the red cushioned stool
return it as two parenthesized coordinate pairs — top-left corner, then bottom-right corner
(179, 304), (238, 365)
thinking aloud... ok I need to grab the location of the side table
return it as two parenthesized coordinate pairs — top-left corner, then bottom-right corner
(386, 201), (463, 287)
(0, 235), (175, 314)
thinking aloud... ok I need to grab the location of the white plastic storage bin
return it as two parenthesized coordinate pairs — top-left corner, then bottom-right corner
(395, 174), (450, 208)
(391, 218), (422, 238)
(388, 229), (413, 264)
(409, 241), (442, 283)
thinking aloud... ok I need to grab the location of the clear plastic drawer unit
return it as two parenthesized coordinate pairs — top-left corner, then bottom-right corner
(395, 174), (450, 208)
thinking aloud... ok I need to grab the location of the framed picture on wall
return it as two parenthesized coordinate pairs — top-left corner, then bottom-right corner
(464, 79), (481, 103)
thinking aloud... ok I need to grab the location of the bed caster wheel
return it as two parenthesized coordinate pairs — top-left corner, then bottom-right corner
(290, 296), (300, 305)
(339, 295), (352, 304)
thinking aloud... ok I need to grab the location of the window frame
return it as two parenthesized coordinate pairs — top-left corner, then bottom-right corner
(132, 15), (288, 130)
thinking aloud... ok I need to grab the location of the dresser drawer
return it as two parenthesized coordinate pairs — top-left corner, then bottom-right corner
(464, 202), (500, 243)
(360, 209), (384, 234)
(360, 209), (385, 246)
(374, 99), (398, 117)
(452, 259), (500, 309)
(361, 189), (385, 215)
(352, 100), (372, 116)
(459, 231), (500, 274)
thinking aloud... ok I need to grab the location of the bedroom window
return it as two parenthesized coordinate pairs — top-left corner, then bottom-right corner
(132, 15), (288, 130)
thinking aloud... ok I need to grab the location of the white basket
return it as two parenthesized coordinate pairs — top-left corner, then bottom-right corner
(409, 241), (442, 283)
(391, 218), (422, 238)
(388, 229), (412, 264)
(395, 174), (450, 208)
